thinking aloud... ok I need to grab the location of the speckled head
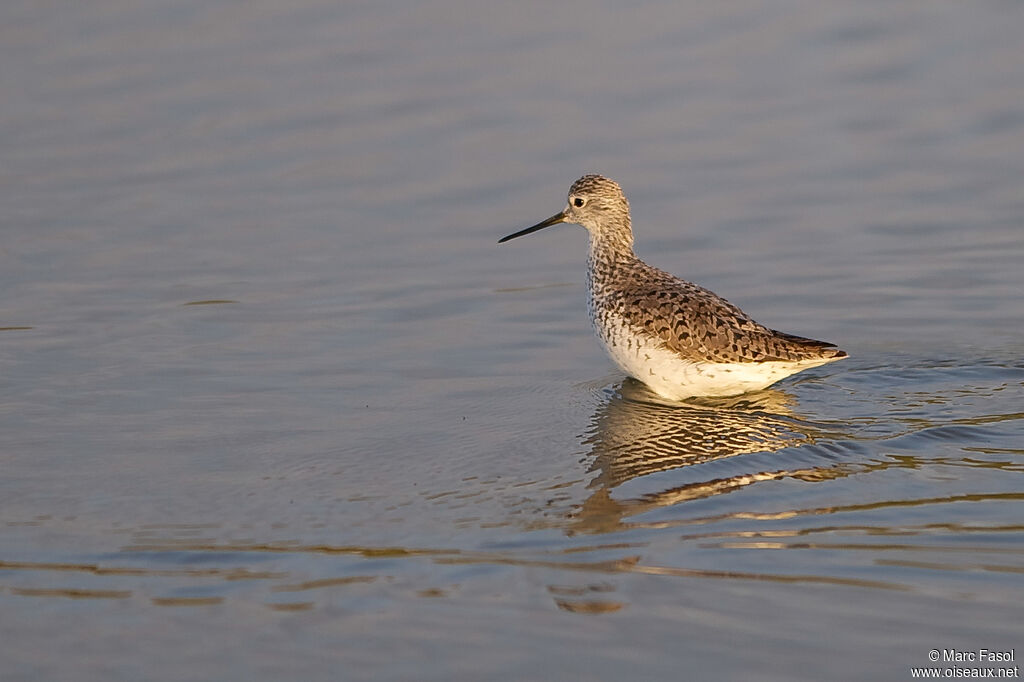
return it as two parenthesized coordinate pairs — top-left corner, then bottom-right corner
(499, 174), (634, 253)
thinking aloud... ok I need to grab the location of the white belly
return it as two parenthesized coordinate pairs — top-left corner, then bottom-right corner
(594, 315), (831, 400)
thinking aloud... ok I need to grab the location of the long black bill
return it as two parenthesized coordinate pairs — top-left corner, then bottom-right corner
(498, 211), (567, 244)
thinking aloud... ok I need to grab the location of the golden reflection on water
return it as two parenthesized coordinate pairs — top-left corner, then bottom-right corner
(552, 598), (624, 614)
(271, 576), (377, 592)
(9, 587), (132, 599)
(266, 602), (315, 612)
(548, 582), (624, 614)
(0, 560), (284, 580)
(151, 596), (224, 606)
(4, 380), (1021, 613)
(572, 380), (850, 534)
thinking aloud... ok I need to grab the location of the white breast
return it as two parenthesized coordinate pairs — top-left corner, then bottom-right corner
(592, 311), (830, 400)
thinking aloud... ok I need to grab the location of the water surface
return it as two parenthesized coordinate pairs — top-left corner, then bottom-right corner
(1, 2), (1022, 680)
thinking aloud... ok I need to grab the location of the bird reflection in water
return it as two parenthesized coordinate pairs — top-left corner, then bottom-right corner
(572, 378), (848, 534)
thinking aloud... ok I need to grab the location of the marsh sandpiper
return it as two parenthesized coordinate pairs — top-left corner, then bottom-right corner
(499, 174), (847, 400)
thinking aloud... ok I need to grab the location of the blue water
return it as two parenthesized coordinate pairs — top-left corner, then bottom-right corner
(1, 2), (1022, 680)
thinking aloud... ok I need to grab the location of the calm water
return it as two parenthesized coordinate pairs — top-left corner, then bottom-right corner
(2, 2), (1023, 680)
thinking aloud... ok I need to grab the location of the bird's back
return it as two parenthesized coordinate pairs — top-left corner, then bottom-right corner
(588, 253), (847, 366)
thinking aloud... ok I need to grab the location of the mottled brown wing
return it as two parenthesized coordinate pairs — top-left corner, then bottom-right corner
(615, 265), (843, 364)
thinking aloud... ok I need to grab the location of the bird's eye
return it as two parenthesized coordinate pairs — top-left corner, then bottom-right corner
(573, 197), (585, 207)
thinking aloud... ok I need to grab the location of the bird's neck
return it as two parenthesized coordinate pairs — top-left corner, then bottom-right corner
(586, 220), (635, 261)
(587, 229), (637, 295)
